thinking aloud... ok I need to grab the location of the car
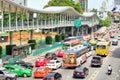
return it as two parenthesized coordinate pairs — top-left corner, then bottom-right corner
(35, 57), (49, 67)
(34, 66), (52, 78)
(43, 72), (62, 80)
(73, 67), (89, 78)
(3, 64), (32, 77)
(112, 39), (118, 45)
(91, 56), (103, 67)
(14, 60), (34, 69)
(57, 50), (64, 57)
(46, 60), (62, 69)
(45, 52), (57, 60)
(0, 67), (17, 80)
(118, 35), (120, 40)
(3, 61), (34, 70)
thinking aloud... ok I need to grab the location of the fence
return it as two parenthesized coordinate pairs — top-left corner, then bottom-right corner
(33, 43), (62, 56)
(8, 42), (62, 63)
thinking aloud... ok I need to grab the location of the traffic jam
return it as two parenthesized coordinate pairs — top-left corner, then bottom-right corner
(0, 27), (118, 80)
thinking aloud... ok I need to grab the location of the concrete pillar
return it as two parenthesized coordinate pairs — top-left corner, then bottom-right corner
(20, 30), (22, 45)
(30, 30), (33, 40)
(27, 13), (29, 29)
(9, 4), (11, 29)
(71, 26), (74, 36)
(1, 1), (3, 32)
(10, 31), (13, 45)
(57, 27), (59, 34)
(22, 10), (24, 29)
(15, 7), (18, 29)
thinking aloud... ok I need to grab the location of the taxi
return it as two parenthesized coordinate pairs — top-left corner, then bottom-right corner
(57, 50), (64, 57)
(34, 66), (52, 78)
(35, 57), (49, 67)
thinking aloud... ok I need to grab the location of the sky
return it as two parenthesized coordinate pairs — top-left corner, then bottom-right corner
(27, 0), (114, 10)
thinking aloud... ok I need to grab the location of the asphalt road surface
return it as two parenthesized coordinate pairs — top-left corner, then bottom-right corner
(17, 29), (120, 80)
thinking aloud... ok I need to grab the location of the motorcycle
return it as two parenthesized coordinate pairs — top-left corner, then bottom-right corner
(108, 70), (112, 75)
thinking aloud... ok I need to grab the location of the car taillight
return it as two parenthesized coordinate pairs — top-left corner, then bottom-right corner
(73, 71), (76, 74)
(51, 77), (54, 80)
(80, 72), (85, 75)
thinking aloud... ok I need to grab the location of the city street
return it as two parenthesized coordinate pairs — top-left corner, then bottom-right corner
(17, 39), (120, 80)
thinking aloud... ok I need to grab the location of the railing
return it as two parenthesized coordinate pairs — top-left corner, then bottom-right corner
(33, 43), (62, 56)
(7, 42), (62, 63)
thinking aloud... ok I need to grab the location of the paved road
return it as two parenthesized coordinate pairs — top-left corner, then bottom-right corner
(17, 29), (120, 80)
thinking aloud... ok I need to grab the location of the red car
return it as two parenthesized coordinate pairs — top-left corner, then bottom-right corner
(57, 50), (64, 57)
(35, 57), (49, 67)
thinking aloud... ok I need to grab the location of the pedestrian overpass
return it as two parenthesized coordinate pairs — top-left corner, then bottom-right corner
(0, 0), (98, 33)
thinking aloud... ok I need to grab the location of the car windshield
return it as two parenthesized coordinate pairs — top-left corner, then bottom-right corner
(75, 68), (83, 72)
(48, 61), (55, 64)
(93, 57), (100, 60)
(37, 68), (44, 71)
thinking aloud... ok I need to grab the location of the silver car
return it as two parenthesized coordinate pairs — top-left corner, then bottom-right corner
(112, 39), (118, 45)
(0, 68), (17, 80)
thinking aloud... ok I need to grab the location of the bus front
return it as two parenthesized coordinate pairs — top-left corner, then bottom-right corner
(62, 53), (76, 67)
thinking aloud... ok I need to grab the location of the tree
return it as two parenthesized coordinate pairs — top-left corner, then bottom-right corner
(91, 8), (97, 13)
(44, 0), (83, 14)
(99, 17), (111, 27)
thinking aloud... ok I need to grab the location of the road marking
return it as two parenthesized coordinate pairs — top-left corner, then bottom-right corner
(88, 51), (112, 80)
(88, 69), (100, 80)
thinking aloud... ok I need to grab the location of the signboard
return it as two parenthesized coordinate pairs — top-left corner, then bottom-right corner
(74, 19), (81, 27)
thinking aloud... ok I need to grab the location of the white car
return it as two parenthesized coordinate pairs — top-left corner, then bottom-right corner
(46, 60), (62, 69)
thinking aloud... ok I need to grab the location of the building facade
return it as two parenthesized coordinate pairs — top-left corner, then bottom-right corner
(11, 0), (27, 6)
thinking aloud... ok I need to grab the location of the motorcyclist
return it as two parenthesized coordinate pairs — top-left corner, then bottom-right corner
(107, 65), (112, 74)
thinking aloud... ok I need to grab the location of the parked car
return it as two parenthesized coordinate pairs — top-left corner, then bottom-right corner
(35, 57), (49, 67)
(73, 67), (89, 78)
(43, 72), (62, 80)
(0, 67), (17, 80)
(112, 39), (118, 45)
(57, 50), (64, 57)
(91, 56), (103, 67)
(45, 52), (57, 60)
(46, 60), (62, 69)
(3, 64), (32, 77)
(34, 66), (52, 78)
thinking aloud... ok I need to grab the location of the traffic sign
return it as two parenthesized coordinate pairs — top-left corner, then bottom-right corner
(74, 19), (81, 27)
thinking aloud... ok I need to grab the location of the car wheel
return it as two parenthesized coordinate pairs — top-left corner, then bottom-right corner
(23, 74), (27, 78)
(6, 77), (11, 80)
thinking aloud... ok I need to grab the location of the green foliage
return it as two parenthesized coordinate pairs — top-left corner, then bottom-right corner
(55, 35), (61, 42)
(6, 44), (16, 55)
(28, 40), (37, 50)
(0, 46), (2, 58)
(44, 0), (83, 14)
(91, 8), (97, 13)
(46, 36), (53, 44)
(99, 18), (111, 27)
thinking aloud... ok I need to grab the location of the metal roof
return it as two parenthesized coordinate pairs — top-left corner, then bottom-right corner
(3, 0), (97, 17)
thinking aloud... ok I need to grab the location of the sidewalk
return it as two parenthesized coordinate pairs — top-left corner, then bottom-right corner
(22, 47), (61, 62)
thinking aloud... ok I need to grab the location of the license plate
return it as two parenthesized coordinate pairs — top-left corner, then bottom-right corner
(77, 73), (79, 74)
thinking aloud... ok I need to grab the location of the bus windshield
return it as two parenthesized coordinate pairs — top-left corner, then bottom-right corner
(96, 45), (106, 49)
